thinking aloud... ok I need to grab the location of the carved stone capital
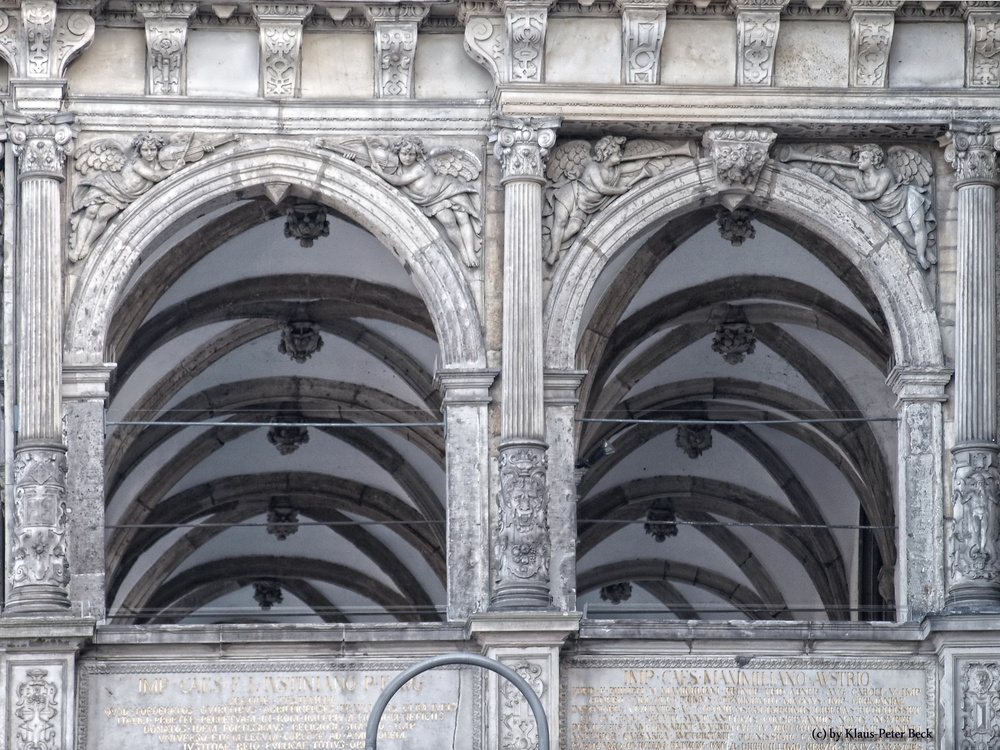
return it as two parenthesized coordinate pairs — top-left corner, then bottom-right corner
(7, 445), (71, 611)
(730, 0), (789, 86)
(0, 1), (94, 80)
(493, 443), (552, 609)
(136, 2), (197, 95)
(846, 2), (902, 87)
(616, 0), (673, 84)
(491, 115), (560, 181)
(6, 111), (75, 180)
(703, 126), (775, 209)
(942, 122), (1000, 187)
(251, 4), (313, 98)
(950, 448), (1000, 590)
(365, 6), (430, 98)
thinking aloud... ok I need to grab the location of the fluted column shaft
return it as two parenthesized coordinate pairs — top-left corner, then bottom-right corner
(5, 111), (75, 613)
(490, 115), (559, 610)
(943, 122), (1000, 610)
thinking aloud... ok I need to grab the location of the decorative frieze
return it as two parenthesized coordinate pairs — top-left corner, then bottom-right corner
(616, 0), (673, 84)
(846, 1), (902, 87)
(252, 4), (312, 98)
(543, 136), (694, 264)
(779, 143), (937, 270)
(0, 0), (94, 81)
(703, 126), (775, 210)
(136, 2), (197, 95)
(731, 0), (789, 86)
(966, 9), (1000, 88)
(366, 5), (430, 98)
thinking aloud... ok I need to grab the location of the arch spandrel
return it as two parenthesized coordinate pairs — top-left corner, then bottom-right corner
(544, 160), (945, 373)
(64, 139), (487, 370)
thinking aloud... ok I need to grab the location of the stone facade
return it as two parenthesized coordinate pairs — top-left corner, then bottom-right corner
(0, 1), (995, 748)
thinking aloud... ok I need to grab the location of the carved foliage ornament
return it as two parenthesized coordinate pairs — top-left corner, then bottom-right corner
(11, 448), (70, 591)
(600, 582), (633, 604)
(0, 1), (94, 79)
(7, 113), (74, 179)
(267, 499), (299, 540)
(712, 306), (756, 364)
(942, 124), (1000, 186)
(137, 3), (197, 95)
(496, 447), (550, 583)
(962, 662), (1000, 750)
(253, 580), (283, 610)
(500, 661), (544, 750)
(15, 668), (59, 750)
(703, 127), (775, 209)
(267, 420), (309, 454)
(951, 450), (1000, 583)
(492, 116), (559, 181)
(252, 5), (311, 98)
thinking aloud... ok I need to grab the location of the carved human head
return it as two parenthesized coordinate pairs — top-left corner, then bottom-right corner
(134, 132), (165, 161)
(391, 136), (427, 164)
(854, 144), (884, 168)
(593, 136), (626, 163)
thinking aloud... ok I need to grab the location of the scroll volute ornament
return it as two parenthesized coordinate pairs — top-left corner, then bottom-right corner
(942, 123), (1000, 186)
(0, 0), (95, 79)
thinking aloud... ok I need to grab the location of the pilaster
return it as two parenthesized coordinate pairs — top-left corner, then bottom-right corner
(845, 1), (903, 88)
(941, 122), (1000, 611)
(490, 115), (559, 611)
(729, 0), (789, 87)
(365, 4), (430, 98)
(136, 2), (198, 96)
(437, 368), (497, 621)
(251, 4), (313, 99)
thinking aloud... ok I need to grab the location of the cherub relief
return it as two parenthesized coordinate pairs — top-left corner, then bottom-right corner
(69, 132), (238, 263)
(321, 136), (483, 268)
(778, 143), (937, 270)
(542, 136), (694, 265)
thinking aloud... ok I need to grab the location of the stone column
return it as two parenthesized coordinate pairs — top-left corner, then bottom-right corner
(437, 369), (497, 621)
(942, 122), (1000, 611)
(887, 366), (951, 621)
(5, 111), (76, 613)
(490, 115), (559, 610)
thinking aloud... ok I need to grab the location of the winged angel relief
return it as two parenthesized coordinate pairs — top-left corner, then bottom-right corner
(319, 137), (483, 268)
(778, 144), (937, 270)
(543, 136), (696, 265)
(69, 132), (239, 263)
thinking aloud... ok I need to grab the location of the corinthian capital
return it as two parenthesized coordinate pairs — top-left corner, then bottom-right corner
(491, 115), (560, 181)
(6, 111), (75, 179)
(942, 122), (1000, 187)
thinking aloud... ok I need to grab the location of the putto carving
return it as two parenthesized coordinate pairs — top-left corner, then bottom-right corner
(942, 123), (1000, 187)
(676, 423), (713, 458)
(543, 136), (695, 264)
(496, 447), (550, 587)
(950, 450), (1000, 583)
(14, 668), (59, 750)
(717, 206), (757, 245)
(284, 203), (330, 247)
(267, 419), (309, 454)
(712, 306), (756, 364)
(136, 2), (197, 95)
(0, 1), (94, 79)
(848, 5), (899, 87)
(779, 143), (937, 270)
(279, 320), (324, 362)
(321, 136), (482, 268)
(70, 132), (239, 263)
(733, 1), (790, 86)
(600, 582), (633, 604)
(703, 127), (775, 209)
(253, 580), (283, 610)
(967, 11), (1000, 87)
(6, 112), (75, 179)
(10, 448), (70, 602)
(252, 4), (312, 98)
(961, 662), (1000, 749)
(267, 498), (300, 540)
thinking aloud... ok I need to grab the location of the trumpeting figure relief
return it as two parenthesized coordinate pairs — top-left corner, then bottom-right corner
(778, 143), (937, 270)
(69, 132), (239, 263)
(319, 136), (483, 268)
(542, 136), (695, 266)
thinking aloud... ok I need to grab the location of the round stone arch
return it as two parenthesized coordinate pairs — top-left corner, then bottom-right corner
(543, 157), (950, 621)
(64, 138), (486, 369)
(544, 159), (943, 370)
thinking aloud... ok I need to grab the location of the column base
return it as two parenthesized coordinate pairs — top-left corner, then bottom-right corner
(945, 582), (1000, 614)
(491, 582), (552, 611)
(4, 584), (71, 614)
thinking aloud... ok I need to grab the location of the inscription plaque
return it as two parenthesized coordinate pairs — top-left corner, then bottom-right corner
(78, 659), (480, 750)
(562, 657), (936, 750)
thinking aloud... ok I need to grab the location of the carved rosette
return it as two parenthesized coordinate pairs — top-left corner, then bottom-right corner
(252, 4), (312, 98)
(943, 123), (1000, 187)
(703, 127), (775, 210)
(847, 3), (900, 87)
(731, 1), (789, 86)
(500, 661), (544, 750)
(962, 662), (1000, 750)
(14, 668), (59, 750)
(617, 0), (672, 84)
(7, 113), (74, 180)
(8, 446), (71, 609)
(950, 449), (1000, 585)
(967, 11), (1000, 88)
(137, 2), (197, 95)
(492, 116), (559, 181)
(494, 446), (551, 607)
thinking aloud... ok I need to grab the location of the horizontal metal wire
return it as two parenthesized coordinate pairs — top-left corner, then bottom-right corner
(105, 419), (444, 428)
(577, 416), (898, 425)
